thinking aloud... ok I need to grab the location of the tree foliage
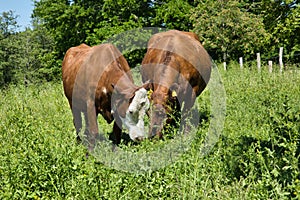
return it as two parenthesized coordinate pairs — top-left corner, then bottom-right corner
(152, 0), (194, 30)
(32, 0), (155, 71)
(242, 0), (300, 61)
(33, 0), (153, 56)
(0, 0), (299, 85)
(191, 0), (270, 61)
(32, 0), (300, 65)
(0, 11), (20, 85)
(273, 2), (300, 62)
(0, 11), (55, 86)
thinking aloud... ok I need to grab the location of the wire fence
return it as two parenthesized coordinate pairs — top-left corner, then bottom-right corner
(222, 47), (300, 72)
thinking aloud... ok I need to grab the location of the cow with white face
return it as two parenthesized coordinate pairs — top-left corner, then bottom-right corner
(62, 43), (149, 150)
(118, 88), (150, 141)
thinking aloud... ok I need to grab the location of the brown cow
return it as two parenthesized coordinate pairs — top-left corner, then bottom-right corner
(141, 30), (212, 138)
(62, 43), (150, 149)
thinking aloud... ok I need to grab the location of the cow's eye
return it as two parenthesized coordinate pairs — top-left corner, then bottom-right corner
(141, 102), (145, 106)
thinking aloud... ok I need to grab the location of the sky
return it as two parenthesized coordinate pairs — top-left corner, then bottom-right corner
(0, 0), (34, 30)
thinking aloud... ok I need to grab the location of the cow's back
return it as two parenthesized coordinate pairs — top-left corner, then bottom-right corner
(62, 43), (92, 103)
(142, 30), (211, 86)
(62, 43), (132, 100)
(62, 43), (136, 123)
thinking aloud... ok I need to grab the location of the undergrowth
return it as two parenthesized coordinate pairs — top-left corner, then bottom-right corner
(0, 67), (299, 199)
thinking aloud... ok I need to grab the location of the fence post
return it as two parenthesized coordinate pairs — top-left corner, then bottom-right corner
(257, 53), (261, 71)
(268, 61), (273, 73)
(223, 62), (227, 71)
(279, 47), (283, 73)
(239, 57), (243, 69)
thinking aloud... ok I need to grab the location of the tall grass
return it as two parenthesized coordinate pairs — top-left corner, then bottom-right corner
(0, 66), (299, 199)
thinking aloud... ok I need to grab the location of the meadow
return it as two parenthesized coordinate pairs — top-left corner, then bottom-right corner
(0, 65), (299, 199)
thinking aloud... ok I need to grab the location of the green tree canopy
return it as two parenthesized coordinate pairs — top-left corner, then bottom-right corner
(242, 0), (300, 61)
(0, 11), (20, 85)
(0, 10), (55, 86)
(152, 0), (194, 30)
(191, 0), (270, 61)
(33, 0), (154, 57)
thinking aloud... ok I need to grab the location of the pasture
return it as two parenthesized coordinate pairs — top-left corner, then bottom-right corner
(0, 66), (299, 199)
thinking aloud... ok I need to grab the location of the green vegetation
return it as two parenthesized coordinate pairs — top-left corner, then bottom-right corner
(0, 0), (299, 198)
(1, 67), (299, 199)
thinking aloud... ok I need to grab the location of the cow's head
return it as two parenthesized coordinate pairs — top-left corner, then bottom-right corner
(145, 83), (180, 138)
(149, 85), (180, 138)
(112, 86), (150, 141)
(121, 88), (150, 141)
(148, 103), (166, 138)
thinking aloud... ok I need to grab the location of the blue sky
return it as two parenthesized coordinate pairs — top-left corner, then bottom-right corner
(0, 0), (34, 30)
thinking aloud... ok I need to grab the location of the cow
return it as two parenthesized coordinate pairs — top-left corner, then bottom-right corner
(141, 30), (212, 138)
(62, 43), (150, 150)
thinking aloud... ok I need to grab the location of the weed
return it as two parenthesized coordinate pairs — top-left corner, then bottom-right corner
(0, 67), (299, 199)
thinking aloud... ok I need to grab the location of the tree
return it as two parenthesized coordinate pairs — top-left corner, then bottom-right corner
(0, 11), (19, 85)
(246, 0), (300, 62)
(32, 0), (155, 73)
(0, 10), (56, 86)
(30, 0), (300, 81)
(278, 4), (300, 62)
(33, 0), (92, 57)
(190, 0), (270, 61)
(0, 10), (19, 37)
(16, 26), (56, 83)
(151, 0), (194, 30)
(33, 0), (154, 56)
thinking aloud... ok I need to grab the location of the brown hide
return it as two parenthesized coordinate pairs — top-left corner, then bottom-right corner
(62, 43), (138, 146)
(141, 30), (212, 138)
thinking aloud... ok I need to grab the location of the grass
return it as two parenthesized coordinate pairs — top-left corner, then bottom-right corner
(0, 66), (299, 199)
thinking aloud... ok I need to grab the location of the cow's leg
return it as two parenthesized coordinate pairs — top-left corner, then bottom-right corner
(112, 116), (122, 145)
(85, 99), (99, 151)
(181, 87), (197, 135)
(72, 107), (83, 143)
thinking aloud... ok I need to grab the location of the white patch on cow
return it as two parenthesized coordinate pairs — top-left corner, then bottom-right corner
(102, 87), (107, 94)
(121, 88), (150, 141)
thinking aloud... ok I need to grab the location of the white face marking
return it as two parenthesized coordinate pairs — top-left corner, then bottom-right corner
(102, 87), (107, 94)
(121, 88), (150, 141)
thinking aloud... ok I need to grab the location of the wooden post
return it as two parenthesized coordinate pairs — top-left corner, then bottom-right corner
(239, 57), (243, 69)
(279, 47), (283, 73)
(223, 52), (227, 71)
(268, 61), (273, 73)
(257, 53), (261, 71)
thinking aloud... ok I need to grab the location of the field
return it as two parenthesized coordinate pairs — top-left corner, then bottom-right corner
(0, 66), (299, 199)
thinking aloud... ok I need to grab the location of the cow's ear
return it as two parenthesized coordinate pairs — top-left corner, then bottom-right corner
(170, 83), (179, 91)
(124, 92), (135, 100)
(111, 83), (119, 93)
(169, 83), (179, 97)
